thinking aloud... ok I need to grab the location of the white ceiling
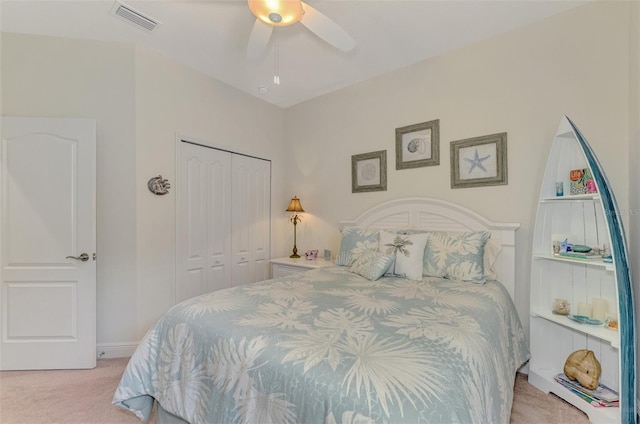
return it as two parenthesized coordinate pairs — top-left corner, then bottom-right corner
(1, 0), (589, 108)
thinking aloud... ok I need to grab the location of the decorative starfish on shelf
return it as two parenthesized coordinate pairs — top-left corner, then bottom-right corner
(559, 238), (572, 253)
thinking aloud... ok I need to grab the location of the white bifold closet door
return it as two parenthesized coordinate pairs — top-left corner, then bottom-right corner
(178, 141), (270, 303)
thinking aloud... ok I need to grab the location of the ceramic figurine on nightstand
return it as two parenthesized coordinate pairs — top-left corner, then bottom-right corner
(304, 250), (318, 260)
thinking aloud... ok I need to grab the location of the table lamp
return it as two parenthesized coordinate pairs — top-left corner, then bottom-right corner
(286, 196), (304, 258)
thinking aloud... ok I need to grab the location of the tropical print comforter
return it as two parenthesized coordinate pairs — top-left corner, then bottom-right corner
(113, 266), (529, 424)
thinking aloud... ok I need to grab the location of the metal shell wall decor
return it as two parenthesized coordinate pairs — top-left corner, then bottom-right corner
(148, 175), (170, 195)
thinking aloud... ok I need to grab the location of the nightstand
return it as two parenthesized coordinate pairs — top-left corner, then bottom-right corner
(270, 256), (334, 278)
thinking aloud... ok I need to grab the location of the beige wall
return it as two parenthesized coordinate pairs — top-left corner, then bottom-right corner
(283, 1), (632, 329)
(1, 34), (139, 347)
(1, 1), (636, 356)
(133, 46), (286, 337)
(0, 33), (286, 351)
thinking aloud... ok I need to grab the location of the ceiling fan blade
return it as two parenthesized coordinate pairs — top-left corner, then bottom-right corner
(299, 2), (355, 52)
(247, 18), (273, 60)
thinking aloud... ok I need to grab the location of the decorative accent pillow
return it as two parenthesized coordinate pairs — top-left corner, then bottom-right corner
(379, 231), (429, 280)
(350, 251), (395, 281)
(423, 231), (490, 283)
(483, 238), (502, 280)
(335, 227), (380, 266)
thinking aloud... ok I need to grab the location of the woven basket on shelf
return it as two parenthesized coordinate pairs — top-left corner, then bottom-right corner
(563, 349), (601, 390)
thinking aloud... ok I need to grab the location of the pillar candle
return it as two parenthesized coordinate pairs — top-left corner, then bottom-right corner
(591, 298), (608, 321)
(577, 302), (592, 317)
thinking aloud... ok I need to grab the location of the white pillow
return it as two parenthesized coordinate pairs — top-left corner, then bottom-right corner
(379, 231), (429, 280)
(483, 238), (502, 280)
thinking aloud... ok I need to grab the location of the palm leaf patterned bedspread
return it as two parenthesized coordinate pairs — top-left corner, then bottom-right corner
(113, 266), (529, 424)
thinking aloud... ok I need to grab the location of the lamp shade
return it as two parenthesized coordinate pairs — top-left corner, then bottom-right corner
(286, 196), (304, 213)
(248, 0), (304, 26)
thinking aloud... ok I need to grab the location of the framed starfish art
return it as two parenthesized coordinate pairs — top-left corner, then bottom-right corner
(450, 132), (507, 189)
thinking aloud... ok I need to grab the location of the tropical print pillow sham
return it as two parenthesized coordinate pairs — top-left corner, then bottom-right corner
(335, 227), (379, 266)
(423, 231), (490, 283)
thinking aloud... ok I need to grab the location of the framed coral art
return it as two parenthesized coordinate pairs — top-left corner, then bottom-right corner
(450, 132), (507, 189)
(395, 119), (440, 170)
(351, 150), (387, 193)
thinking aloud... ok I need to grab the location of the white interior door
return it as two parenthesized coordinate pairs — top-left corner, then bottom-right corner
(1, 117), (96, 370)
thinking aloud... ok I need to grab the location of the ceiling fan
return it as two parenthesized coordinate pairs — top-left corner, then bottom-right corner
(246, 0), (356, 60)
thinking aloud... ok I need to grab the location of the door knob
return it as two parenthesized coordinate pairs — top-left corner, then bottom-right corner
(66, 253), (89, 262)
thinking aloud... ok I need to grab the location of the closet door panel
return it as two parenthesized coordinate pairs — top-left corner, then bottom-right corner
(185, 156), (206, 272)
(231, 158), (251, 287)
(208, 154), (232, 292)
(231, 155), (271, 286)
(250, 158), (271, 282)
(178, 143), (231, 302)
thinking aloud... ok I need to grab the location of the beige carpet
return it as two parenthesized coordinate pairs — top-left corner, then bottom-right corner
(0, 358), (591, 424)
(511, 373), (591, 424)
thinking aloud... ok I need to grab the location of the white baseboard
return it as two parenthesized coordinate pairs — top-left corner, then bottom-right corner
(96, 342), (138, 359)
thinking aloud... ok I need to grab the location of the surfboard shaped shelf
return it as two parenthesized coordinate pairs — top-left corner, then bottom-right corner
(528, 116), (636, 424)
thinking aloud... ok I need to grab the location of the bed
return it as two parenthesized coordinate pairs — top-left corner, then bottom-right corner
(113, 197), (529, 423)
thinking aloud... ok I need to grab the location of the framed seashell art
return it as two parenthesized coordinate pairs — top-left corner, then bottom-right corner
(351, 150), (387, 193)
(395, 119), (440, 170)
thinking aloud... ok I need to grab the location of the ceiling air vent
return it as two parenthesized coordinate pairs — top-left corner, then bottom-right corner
(111, 1), (160, 32)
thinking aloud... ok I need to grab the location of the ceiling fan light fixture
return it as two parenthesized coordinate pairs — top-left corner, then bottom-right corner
(248, 0), (303, 26)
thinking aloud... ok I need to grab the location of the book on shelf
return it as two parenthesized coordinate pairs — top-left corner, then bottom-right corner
(570, 168), (597, 195)
(556, 252), (602, 260)
(554, 373), (619, 407)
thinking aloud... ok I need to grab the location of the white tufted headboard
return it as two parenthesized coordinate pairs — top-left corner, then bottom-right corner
(339, 197), (520, 300)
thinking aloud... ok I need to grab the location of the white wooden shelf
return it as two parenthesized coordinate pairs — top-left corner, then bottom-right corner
(532, 310), (620, 348)
(532, 254), (615, 271)
(529, 116), (635, 422)
(528, 368), (620, 424)
(540, 194), (601, 202)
